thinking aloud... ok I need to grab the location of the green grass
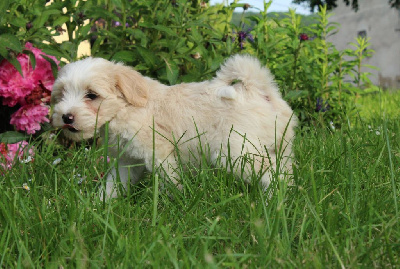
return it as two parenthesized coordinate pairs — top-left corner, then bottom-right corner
(355, 90), (400, 120)
(1, 94), (399, 268)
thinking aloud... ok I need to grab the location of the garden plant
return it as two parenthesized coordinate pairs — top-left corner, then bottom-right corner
(0, 0), (399, 267)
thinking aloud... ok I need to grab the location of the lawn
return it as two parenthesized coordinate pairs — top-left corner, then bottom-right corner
(0, 91), (399, 268)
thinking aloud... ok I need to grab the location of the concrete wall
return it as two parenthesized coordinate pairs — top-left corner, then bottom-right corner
(327, 0), (400, 89)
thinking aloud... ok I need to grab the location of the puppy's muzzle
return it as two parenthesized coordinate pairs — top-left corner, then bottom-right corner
(62, 113), (74, 124)
(62, 113), (79, 133)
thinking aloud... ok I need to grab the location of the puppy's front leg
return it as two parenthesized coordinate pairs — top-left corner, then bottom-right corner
(100, 158), (145, 200)
(148, 156), (183, 191)
(101, 167), (120, 200)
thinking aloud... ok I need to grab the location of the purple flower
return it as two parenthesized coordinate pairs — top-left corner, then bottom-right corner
(315, 97), (330, 112)
(112, 21), (121, 27)
(233, 28), (254, 50)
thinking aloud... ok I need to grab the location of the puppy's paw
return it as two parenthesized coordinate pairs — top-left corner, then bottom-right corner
(98, 181), (120, 201)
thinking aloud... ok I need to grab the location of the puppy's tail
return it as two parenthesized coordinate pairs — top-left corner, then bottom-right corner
(214, 54), (281, 100)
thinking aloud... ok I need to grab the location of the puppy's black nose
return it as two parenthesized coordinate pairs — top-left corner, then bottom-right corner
(62, 113), (74, 124)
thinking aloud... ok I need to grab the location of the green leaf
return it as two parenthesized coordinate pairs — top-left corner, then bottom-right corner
(0, 131), (29, 144)
(363, 86), (379, 94)
(41, 47), (68, 59)
(0, 0), (9, 17)
(9, 17), (27, 28)
(0, 34), (23, 53)
(32, 9), (61, 28)
(111, 50), (136, 63)
(5, 57), (23, 76)
(188, 28), (203, 44)
(139, 22), (178, 37)
(210, 56), (224, 72)
(126, 28), (148, 47)
(165, 59), (179, 85)
(52, 16), (70, 27)
(362, 64), (379, 70)
(181, 73), (200, 83)
(23, 50), (36, 70)
(32, 14), (49, 28)
(226, 36), (232, 55)
(284, 90), (309, 101)
(248, 15), (261, 23)
(76, 24), (92, 38)
(86, 7), (119, 21)
(40, 54), (59, 78)
(229, 3), (247, 8)
(136, 46), (157, 67)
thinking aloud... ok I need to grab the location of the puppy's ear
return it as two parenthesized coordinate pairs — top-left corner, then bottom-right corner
(115, 65), (149, 107)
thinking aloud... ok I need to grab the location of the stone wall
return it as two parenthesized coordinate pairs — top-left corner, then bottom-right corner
(328, 0), (400, 89)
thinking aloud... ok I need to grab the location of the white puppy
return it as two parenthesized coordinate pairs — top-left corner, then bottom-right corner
(51, 54), (297, 198)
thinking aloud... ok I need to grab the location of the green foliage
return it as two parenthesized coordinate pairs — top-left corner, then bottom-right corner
(85, 0), (236, 84)
(0, 0), (79, 63)
(0, 131), (29, 144)
(247, 5), (377, 126)
(0, 0), (377, 132)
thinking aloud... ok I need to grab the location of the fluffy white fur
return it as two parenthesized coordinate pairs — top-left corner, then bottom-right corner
(51, 55), (297, 198)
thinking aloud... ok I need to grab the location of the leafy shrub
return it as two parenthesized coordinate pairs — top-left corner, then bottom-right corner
(246, 4), (377, 126)
(0, 0), (376, 142)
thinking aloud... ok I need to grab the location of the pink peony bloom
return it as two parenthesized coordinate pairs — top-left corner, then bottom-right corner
(10, 104), (50, 134)
(0, 42), (59, 134)
(0, 42), (58, 107)
(0, 141), (34, 171)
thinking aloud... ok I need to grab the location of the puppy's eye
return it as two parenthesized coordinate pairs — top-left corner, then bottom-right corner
(85, 91), (98, 100)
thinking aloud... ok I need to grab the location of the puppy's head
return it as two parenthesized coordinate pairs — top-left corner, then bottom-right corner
(51, 57), (148, 141)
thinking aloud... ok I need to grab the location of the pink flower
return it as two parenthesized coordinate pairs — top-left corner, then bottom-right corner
(0, 141), (34, 171)
(99, 156), (111, 163)
(0, 58), (35, 106)
(10, 104), (50, 134)
(0, 42), (58, 107)
(0, 42), (59, 134)
(299, 33), (309, 41)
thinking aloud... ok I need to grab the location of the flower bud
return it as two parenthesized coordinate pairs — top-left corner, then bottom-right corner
(299, 33), (309, 41)
(26, 22), (33, 30)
